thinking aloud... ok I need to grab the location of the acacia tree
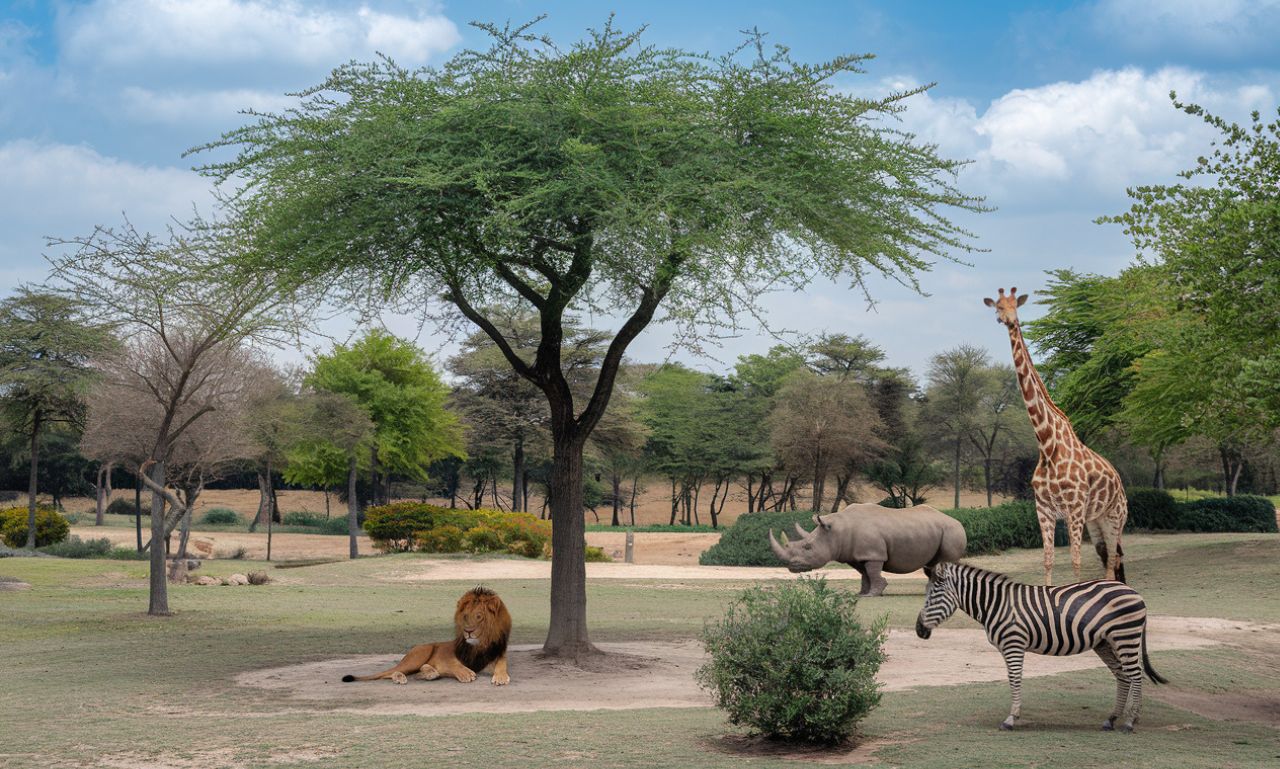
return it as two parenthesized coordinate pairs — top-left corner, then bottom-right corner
(0, 289), (112, 547)
(200, 20), (982, 657)
(50, 220), (295, 615)
(923, 345), (989, 509)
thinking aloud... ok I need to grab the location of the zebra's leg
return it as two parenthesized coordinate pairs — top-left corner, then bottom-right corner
(1000, 647), (1026, 730)
(1094, 645), (1129, 731)
(1117, 654), (1144, 732)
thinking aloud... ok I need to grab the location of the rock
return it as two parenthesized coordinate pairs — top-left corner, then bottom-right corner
(226, 573), (250, 586)
(193, 576), (219, 586)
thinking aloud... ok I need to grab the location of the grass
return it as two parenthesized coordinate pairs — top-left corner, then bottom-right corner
(1, 532), (1277, 768)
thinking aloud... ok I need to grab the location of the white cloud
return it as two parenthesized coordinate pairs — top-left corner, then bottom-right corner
(58, 1), (460, 71)
(120, 86), (293, 124)
(0, 140), (216, 294)
(1091, 0), (1280, 57)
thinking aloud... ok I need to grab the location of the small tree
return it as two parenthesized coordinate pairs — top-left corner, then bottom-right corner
(698, 578), (886, 744)
(50, 219), (296, 615)
(922, 345), (989, 509)
(0, 288), (112, 547)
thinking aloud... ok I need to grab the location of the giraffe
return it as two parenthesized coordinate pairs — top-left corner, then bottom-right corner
(984, 287), (1127, 586)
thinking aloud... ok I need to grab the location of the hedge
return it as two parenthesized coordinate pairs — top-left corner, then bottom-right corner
(0, 505), (71, 548)
(945, 501), (1068, 556)
(1176, 495), (1277, 533)
(1124, 488), (1181, 531)
(363, 502), (552, 558)
(698, 509), (824, 566)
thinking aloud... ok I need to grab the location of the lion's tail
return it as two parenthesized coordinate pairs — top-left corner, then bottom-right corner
(340, 666), (400, 683)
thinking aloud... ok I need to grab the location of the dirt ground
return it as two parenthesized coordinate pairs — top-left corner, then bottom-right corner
(236, 616), (1257, 718)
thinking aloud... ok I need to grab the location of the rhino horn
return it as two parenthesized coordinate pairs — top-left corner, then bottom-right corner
(792, 523), (811, 540)
(769, 529), (790, 561)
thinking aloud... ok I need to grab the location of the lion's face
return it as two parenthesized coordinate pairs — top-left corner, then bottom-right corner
(454, 587), (511, 647)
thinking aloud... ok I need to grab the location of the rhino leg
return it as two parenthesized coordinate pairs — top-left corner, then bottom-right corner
(851, 563), (871, 595)
(860, 562), (888, 597)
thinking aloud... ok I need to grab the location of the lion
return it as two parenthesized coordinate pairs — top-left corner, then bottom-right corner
(341, 586), (512, 686)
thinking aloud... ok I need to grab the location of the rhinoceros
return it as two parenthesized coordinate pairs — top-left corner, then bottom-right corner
(768, 503), (967, 596)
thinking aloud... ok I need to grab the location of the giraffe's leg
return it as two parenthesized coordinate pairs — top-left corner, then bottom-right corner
(1000, 647), (1026, 730)
(1037, 512), (1056, 586)
(1068, 520), (1083, 583)
(1095, 645), (1128, 731)
(1089, 517), (1123, 582)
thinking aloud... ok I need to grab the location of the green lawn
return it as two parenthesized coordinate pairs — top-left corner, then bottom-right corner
(1, 532), (1277, 768)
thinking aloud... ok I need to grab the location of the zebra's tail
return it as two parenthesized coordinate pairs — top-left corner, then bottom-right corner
(1141, 620), (1169, 685)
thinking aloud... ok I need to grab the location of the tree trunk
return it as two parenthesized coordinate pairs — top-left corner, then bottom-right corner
(176, 483), (198, 560)
(953, 436), (962, 509)
(512, 436), (526, 513)
(812, 454), (825, 514)
(610, 473), (622, 527)
(628, 477), (638, 526)
(147, 459), (169, 615)
(542, 426), (595, 659)
(266, 460), (274, 562)
(347, 455), (360, 559)
(95, 462), (112, 526)
(370, 446), (381, 507)
(668, 477), (678, 525)
(984, 458), (994, 507)
(747, 474), (756, 514)
(251, 467), (274, 532)
(25, 411), (40, 548)
(324, 487), (330, 518)
(135, 472), (143, 552)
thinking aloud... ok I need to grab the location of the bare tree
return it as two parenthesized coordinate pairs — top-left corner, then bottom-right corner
(768, 370), (885, 513)
(50, 219), (296, 615)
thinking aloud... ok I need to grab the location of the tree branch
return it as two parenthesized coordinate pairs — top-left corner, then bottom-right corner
(445, 280), (537, 382)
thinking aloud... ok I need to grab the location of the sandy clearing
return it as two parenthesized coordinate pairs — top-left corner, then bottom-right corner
(235, 616), (1241, 717)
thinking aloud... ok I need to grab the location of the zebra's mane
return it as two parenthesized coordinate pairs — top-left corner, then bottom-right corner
(952, 562), (1014, 585)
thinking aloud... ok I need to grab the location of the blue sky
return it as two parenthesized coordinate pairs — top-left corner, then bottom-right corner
(3, 1), (1279, 379)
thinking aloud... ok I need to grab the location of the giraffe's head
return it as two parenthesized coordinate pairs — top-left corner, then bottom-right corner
(983, 287), (1028, 327)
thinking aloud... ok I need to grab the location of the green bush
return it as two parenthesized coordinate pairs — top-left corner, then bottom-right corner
(463, 525), (504, 554)
(39, 535), (113, 558)
(201, 508), (241, 525)
(282, 511), (324, 527)
(418, 524), (465, 553)
(317, 516), (352, 536)
(584, 544), (612, 562)
(366, 502), (552, 558)
(0, 506), (71, 548)
(105, 498), (140, 516)
(1125, 488), (1181, 531)
(1177, 495), (1277, 533)
(698, 509), (821, 566)
(945, 501), (1067, 555)
(698, 578), (885, 744)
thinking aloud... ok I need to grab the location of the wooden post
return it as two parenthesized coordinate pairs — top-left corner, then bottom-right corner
(624, 530), (634, 564)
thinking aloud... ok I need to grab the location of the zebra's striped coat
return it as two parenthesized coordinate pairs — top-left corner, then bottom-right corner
(915, 562), (1166, 732)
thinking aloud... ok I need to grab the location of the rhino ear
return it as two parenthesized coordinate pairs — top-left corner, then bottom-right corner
(813, 514), (832, 530)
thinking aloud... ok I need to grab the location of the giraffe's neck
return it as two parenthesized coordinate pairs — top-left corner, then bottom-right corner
(1007, 322), (1069, 453)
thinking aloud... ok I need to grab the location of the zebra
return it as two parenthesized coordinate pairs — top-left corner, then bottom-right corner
(914, 562), (1168, 732)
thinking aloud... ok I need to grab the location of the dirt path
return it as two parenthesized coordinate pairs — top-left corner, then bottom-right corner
(236, 616), (1252, 717)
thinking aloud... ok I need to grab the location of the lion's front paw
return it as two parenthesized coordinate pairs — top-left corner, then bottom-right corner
(416, 664), (441, 681)
(492, 672), (510, 686)
(455, 667), (477, 683)
(390, 671), (408, 685)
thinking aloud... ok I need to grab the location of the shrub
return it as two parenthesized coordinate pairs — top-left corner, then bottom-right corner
(364, 502), (449, 552)
(584, 544), (612, 562)
(698, 578), (886, 744)
(109, 547), (149, 560)
(1125, 488), (1180, 531)
(106, 498), (140, 516)
(463, 525), (505, 554)
(418, 524), (465, 553)
(1177, 495), (1278, 533)
(0, 506), (71, 548)
(201, 508), (241, 526)
(698, 510), (822, 566)
(317, 517), (352, 536)
(282, 511), (324, 527)
(39, 535), (113, 558)
(945, 501), (1067, 555)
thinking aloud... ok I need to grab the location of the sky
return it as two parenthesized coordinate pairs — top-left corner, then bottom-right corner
(2, 0), (1279, 381)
